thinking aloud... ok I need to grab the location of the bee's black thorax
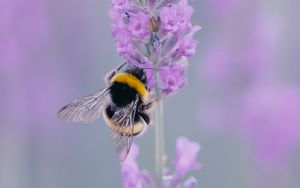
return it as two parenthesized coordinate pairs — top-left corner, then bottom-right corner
(109, 82), (138, 107)
(109, 67), (148, 108)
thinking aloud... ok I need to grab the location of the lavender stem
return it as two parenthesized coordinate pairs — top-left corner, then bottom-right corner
(155, 77), (165, 187)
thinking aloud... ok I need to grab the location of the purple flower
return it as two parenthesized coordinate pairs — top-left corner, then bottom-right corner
(209, 0), (240, 16)
(197, 1), (300, 186)
(0, 0), (48, 73)
(178, 26), (201, 57)
(112, 0), (130, 10)
(160, 0), (194, 33)
(127, 11), (150, 38)
(240, 84), (300, 167)
(121, 143), (154, 188)
(115, 31), (135, 57)
(173, 137), (202, 178)
(183, 176), (197, 188)
(121, 138), (201, 188)
(159, 58), (188, 94)
(197, 0), (300, 169)
(109, 0), (200, 95)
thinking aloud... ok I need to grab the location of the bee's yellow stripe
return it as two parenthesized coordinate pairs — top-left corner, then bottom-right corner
(112, 73), (149, 101)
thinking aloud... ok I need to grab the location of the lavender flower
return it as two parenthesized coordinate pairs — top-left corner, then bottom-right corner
(127, 11), (150, 38)
(121, 137), (202, 188)
(198, 0), (300, 168)
(109, 0), (200, 94)
(173, 137), (202, 178)
(121, 143), (155, 188)
(159, 0), (193, 33)
(197, 1), (300, 187)
(240, 84), (300, 167)
(0, 0), (48, 73)
(182, 176), (197, 188)
(111, 1), (201, 187)
(159, 58), (188, 94)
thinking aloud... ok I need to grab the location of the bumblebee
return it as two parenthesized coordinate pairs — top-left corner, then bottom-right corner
(57, 63), (159, 160)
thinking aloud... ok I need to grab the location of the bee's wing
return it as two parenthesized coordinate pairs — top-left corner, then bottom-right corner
(110, 98), (139, 161)
(110, 125), (134, 161)
(57, 88), (111, 124)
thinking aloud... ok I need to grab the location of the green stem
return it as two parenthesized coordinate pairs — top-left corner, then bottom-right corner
(155, 86), (164, 187)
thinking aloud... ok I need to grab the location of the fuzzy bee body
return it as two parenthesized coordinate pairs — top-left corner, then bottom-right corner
(57, 63), (157, 160)
(104, 69), (151, 137)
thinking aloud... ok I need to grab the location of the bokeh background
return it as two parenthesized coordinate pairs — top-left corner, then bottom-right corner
(1, 0), (300, 187)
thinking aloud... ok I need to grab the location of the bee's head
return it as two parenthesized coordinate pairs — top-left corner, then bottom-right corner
(126, 67), (147, 84)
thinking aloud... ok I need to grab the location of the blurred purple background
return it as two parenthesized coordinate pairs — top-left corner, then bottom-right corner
(1, 0), (300, 188)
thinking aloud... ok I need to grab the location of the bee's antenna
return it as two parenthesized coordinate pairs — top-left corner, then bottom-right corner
(142, 67), (167, 71)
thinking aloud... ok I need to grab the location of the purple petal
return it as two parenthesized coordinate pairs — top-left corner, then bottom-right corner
(173, 137), (202, 178)
(157, 0), (180, 10)
(178, 25), (201, 57)
(109, 0), (199, 95)
(127, 11), (150, 38)
(160, 0), (193, 33)
(240, 85), (300, 167)
(121, 143), (154, 188)
(159, 58), (188, 94)
(183, 176), (198, 188)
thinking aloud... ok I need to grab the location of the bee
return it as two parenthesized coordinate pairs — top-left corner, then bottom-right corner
(57, 63), (159, 161)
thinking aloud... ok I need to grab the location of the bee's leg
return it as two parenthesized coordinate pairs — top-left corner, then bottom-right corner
(142, 95), (163, 112)
(105, 62), (127, 85)
(142, 101), (155, 112)
(104, 70), (116, 85)
(139, 112), (151, 125)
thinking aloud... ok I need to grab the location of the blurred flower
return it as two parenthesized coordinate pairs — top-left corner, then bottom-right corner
(121, 143), (154, 188)
(173, 137), (202, 178)
(208, 0), (240, 16)
(109, 0), (200, 94)
(240, 84), (300, 167)
(197, 0), (300, 187)
(0, 0), (48, 73)
(198, 0), (300, 168)
(121, 137), (201, 188)
(182, 176), (197, 188)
